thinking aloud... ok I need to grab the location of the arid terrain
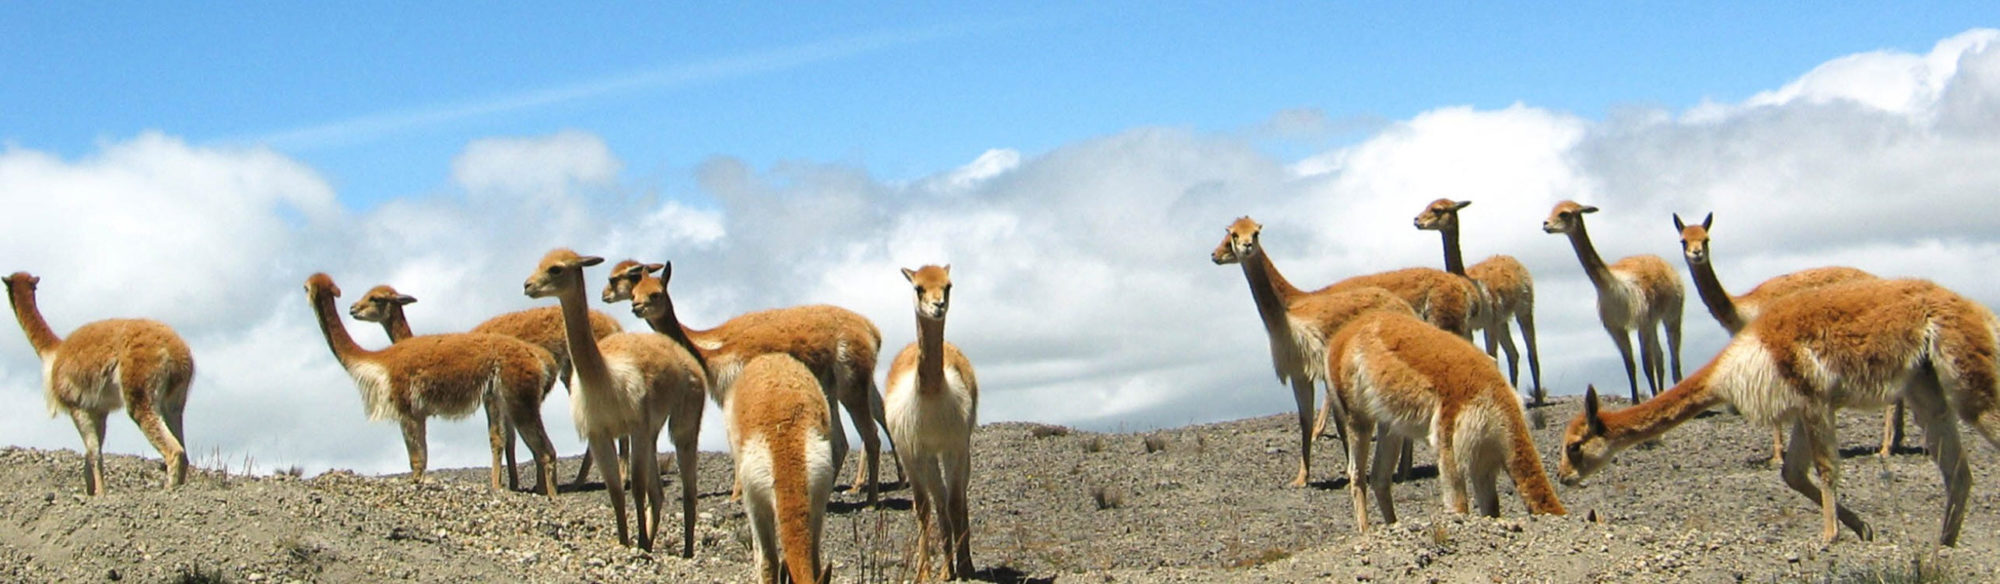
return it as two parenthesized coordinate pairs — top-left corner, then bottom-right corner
(1, 396), (1995, 583)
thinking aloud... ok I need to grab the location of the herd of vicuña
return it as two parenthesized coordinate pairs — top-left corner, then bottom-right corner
(8, 196), (1999, 581)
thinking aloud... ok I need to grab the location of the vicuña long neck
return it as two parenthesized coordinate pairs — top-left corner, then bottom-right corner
(641, 299), (710, 375)
(554, 278), (613, 390)
(1241, 249), (1304, 338)
(378, 307), (414, 343)
(916, 314), (947, 395)
(1684, 260), (1745, 333)
(5, 283), (62, 356)
(1563, 220), (1615, 290)
(1439, 227), (1467, 277)
(309, 291), (373, 368)
(1600, 365), (1726, 449)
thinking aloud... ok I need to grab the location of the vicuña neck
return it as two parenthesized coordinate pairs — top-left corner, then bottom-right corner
(1439, 227), (1467, 277)
(1242, 248), (1305, 337)
(1684, 260), (1745, 333)
(641, 296), (710, 374)
(554, 277), (612, 389)
(1563, 220), (1614, 289)
(1599, 365), (1726, 449)
(380, 307), (414, 343)
(5, 283), (62, 356)
(916, 314), (947, 394)
(308, 291), (373, 368)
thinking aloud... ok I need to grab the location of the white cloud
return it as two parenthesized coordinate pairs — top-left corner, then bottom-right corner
(9, 29), (2000, 478)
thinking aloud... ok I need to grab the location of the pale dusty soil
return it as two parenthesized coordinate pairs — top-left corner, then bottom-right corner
(0, 396), (1996, 583)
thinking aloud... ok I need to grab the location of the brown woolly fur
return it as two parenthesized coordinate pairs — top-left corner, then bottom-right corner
(1211, 217), (1421, 488)
(1543, 200), (1686, 403)
(624, 260), (902, 505)
(730, 354), (837, 584)
(523, 249), (708, 556)
(886, 265), (980, 579)
(347, 283), (627, 490)
(5, 272), (192, 496)
(1327, 310), (1564, 533)
(1558, 278), (2000, 547)
(303, 273), (564, 497)
(1416, 198), (1544, 401)
(1672, 212), (1886, 463)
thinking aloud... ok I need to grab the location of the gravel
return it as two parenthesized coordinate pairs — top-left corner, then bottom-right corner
(0, 396), (1994, 582)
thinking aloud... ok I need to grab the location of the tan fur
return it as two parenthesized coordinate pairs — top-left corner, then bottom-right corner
(1558, 278), (2000, 546)
(600, 259), (660, 304)
(1672, 212), (1886, 463)
(1327, 310), (1565, 533)
(348, 283), (629, 490)
(730, 354), (837, 584)
(885, 265), (979, 579)
(302, 273), (562, 497)
(5, 272), (192, 496)
(1416, 198), (1545, 400)
(523, 249), (708, 556)
(1211, 217), (1421, 487)
(623, 260), (901, 504)
(1543, 200), (1686, 402)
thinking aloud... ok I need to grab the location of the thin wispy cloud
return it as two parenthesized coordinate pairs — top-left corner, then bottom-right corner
(239, 24), (977, 151)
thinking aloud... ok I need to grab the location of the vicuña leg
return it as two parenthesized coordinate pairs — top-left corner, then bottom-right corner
(1291, 378), (1318, 487)
(127, 399), (187, 489)
(510, 406), (560, 497)
(669, 400), (702, 558)
(70, 409), (108, 496)
(1606, 326), (1641, 402)
(1905, 375), (1971, 546)
(1435, 423), (1468, 515)
(1517, 309), (1545, 403)
(1341, 416), (1376, 532)
(1879, 401), (1906, 457)
(399, 417), (429, 482)
(1637, 325), (1664, 397)
(944, 445), (974, 578)
(1663, 305), (1684, 382)
(1777, 421), (1871, 544)
(1368, 432), (1402, 524)
(590, 435), (632, 547)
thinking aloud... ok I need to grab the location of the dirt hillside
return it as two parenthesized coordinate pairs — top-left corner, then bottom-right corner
(0, 396), (1994, 582)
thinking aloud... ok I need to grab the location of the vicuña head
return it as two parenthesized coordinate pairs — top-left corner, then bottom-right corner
(902, 265), (952, 321)
(1210, 216), (1261, 265)
(347, 284), (416, 325)
(1414, 198), (1470, 231)
(1555, 385), (1617, 486)
(1541, 200), (1597, 234)
(525, 249), (602, 298)
(1673, 212), (1714, 265)
(602, 259), (664, 304)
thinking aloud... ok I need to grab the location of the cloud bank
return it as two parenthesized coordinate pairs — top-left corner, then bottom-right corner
(3, 30), (1998, 476)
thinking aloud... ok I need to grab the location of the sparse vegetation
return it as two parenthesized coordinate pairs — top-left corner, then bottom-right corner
(1142, 434), (1168, 454)
(1082, 436), (1104, 454)
(170, 563), (231, 584)
(1090, 484), (1124, 510)
(1810, 555), (1956, 584)
(1026, 424), (1071, 439)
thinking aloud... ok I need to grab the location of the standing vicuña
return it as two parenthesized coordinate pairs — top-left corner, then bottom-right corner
(1558, 278), (2000, 546)
(1328, 310), (1565, 532)
(732, 354), (839, 584)
(1415, 198), (1545, 403)
(885, 265), (979, 578)
(1211, 217), (1419, 487)
(303, 274), (562, 496)
(524, 250), (707, 555)
(5, 272), (191, 495)
(347, 284), (628, 489)
(615, 260), (900, 505)
(1543, 201), (1684, 402)
(1671, 212), (1887, 464)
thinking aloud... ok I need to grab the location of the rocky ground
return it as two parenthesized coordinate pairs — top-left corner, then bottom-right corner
(0, 396), (1995, 583)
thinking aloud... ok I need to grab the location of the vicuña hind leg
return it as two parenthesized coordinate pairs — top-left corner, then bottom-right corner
(1607, 327), (1641, 402)
(1368, 433), (1402, 524)
(837, 384), (885, 504)
(1905, 375), (1972, 546)
(1517, 309), (1545, 403)
(1341, 417), (1376, 532)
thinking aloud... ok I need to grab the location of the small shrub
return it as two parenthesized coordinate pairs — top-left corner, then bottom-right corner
(1529, 407), (1548, 431)
(1818, 554), (1956, 584)
(1142, 434), (1168, 454)
(1027, 424), (1071, 439)
(1226, 547), (1292, 569)
(171, 564), (232, 584)
(1090, 485), (1124, 510)
(281, 465), (305, 478)
(1082, 437), (1105, 454)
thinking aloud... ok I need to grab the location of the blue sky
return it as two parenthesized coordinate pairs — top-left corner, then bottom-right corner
(9, 4), (1990, 209)
(5, 5), (2000, 475)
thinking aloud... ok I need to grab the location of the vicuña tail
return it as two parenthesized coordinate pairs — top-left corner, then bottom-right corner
(776, 406), (826, 583)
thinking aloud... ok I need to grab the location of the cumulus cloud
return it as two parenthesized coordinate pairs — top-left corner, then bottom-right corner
(6, 29), (2000, 477)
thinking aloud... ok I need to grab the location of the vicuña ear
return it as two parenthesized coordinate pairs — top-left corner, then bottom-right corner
(1584, 385), (1607, 436)
(644, 263), (665, 275)
(1701, 212), (1713, 230)
(658, 262), (673, 282)
(1453, 200), (1472, 210)
(395, 294), (417, 306)
(1673, 213), (1686, 232)
(942, 264), (952, 275)
(1579, 205), (1600, 214)
(901, 267), (918, 283)
(579, 255), (605, 267)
